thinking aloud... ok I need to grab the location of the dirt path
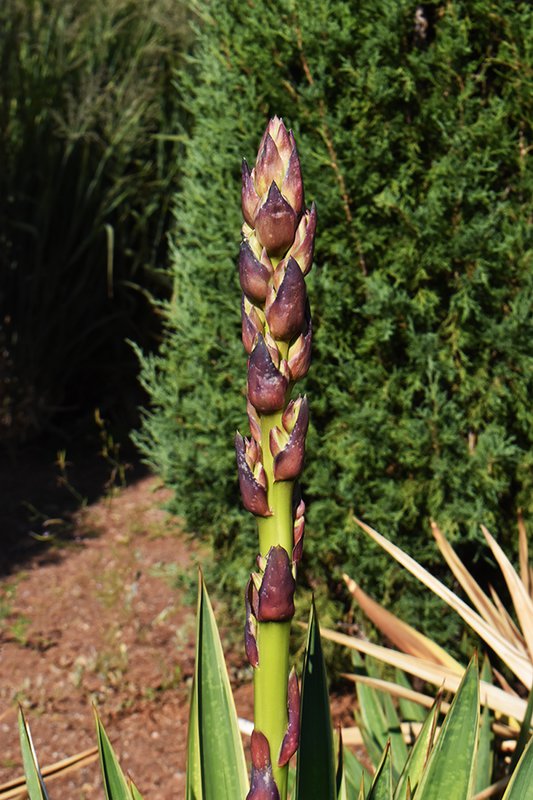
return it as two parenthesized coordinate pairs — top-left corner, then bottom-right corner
(0, 476), (255, 797)
(0, 469), (357, 798)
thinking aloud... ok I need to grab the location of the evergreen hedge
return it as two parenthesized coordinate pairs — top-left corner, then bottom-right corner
(135, 0), (533, 639)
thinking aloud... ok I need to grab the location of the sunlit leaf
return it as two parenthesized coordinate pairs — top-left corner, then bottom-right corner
(502, 732), (533, 800)
(394, 696), (440, 800)
(415, 657), (479, 800)
(186, 573), (248, 800)
(95, 711), (131, 800)
(18, 709), (49, 800)
(482, 525), (533, 665)
(367, 743), (392, 800)
(475, 658), (494, 795)
(344, 573), (461, 672)
(354, 518), (532, 688)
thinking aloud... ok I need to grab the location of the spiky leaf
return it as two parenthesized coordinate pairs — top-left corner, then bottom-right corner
(296, 600), (336, 800)
(95, 711), (131, 800)
(18, 709), (49, 800)
(186, 574), (248, 800)
(415, 657), (479, 800)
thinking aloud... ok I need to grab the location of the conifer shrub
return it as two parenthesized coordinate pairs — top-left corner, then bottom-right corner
(135, 0), (533, 640)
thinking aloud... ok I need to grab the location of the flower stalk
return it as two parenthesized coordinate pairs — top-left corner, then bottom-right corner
(236, 117), (316, 799)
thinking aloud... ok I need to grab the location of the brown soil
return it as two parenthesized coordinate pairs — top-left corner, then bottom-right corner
(0, 473), (356, 798)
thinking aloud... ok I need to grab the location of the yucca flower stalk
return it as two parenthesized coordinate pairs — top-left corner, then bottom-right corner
(235, 117), (316, 800)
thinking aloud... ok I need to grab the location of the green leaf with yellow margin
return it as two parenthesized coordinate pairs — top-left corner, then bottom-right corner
(415, 656), (479, 800)
(295, 600), (336, 800)
(95, 710), (131, 800)
(394, 696), (441, 800)
(186, 572), (248, 800)
(367, 742), (393, 800)
(502, 732), (533, 800)
(18, 709), (49, 800)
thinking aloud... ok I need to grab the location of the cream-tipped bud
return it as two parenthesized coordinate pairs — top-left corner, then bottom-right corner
(287, 202), (316, 275)
(287, 315), (312, 381)
(239, 240), (273, 304)
(272, 396), (309, 482)
(245, 578), (259, 667)
(247, 334), (289, 414)
(242, 296), (264, 354)
(254, 182), (298, 256)
(235, 433), (271, 517)
(278, 669), (300, 766)
(242, 160), (260, 227)
(265, 257), (307, 341)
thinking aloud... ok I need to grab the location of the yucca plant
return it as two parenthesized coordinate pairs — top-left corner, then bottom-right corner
(8, 119), (533, 800)
(320, 517), (533, 797)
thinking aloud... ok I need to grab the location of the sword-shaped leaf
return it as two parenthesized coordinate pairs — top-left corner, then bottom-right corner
(295, 600), (336, 800)
(129, 780), (144, 800)
(367, 743), (393, 800)
(186, 573), (248, 800)
(95, 711), (131, 800)
(394, 697), (440, 800)
(475, 658), (494, 795)
(502, 733), (533, 800)
(415, 657), (479, 800)
(18, 709), (49, 800)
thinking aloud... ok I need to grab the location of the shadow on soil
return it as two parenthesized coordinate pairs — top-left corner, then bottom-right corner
(0, 423), (149, 576)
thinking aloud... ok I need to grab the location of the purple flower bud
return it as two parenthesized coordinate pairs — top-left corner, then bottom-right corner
(255, 133), (285, 197)
(242, 296), (264, 354)
(287, 314), (312, 381)
(247, 731), (280, 800)
(235, 433), (271, 517)
(242, 160), (260, 227)
(281, 148), (304, 217)
(278, 669), (300, 766)
(239, 240), (273, 304)
(265, 257), (307, 341)
(254, 183), (298, 256)
(247, 400), (262, 444)
(287, 202), (317, 276)
(245, 578), (259, 667)
(247, 334), (289, 414)
(256, 546), (295, 622)
(293, 515), (305, 563)
(272, 397), (309, 482)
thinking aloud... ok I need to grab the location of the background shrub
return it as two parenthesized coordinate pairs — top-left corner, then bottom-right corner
(135, 0), (533, 641)
(0, 0), (189, 441)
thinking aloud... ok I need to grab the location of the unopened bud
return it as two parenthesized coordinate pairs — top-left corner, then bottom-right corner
(265, 257), (307, 341)
(239, 240), (273, 304)
(254, 182), (298, 256)
(271, 397), (309, 482)
(247, 731), (280, 800)
(247, 334), (289, 414)
(242, 296), (264, 354)
(256, 546), (296, 622)
(235, 433), (271, 517)
(287, 202), (316, 276)
(278, 669), (300, 766)
(244, 578), (259, 667)
(287, 315), (312, 381)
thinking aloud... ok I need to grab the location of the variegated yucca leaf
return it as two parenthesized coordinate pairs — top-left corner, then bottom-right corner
(17, 709), (49, 800)
(186, 573), (248, 800)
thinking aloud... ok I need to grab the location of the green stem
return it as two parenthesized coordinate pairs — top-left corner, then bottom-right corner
(254, 404), (294, 798)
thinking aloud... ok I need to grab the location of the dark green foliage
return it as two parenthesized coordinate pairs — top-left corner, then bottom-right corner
(135, 0), (533, 639)
(0, 0), (189, 441)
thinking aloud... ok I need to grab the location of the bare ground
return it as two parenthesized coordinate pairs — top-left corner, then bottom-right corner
(0, 472), (355, 798)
